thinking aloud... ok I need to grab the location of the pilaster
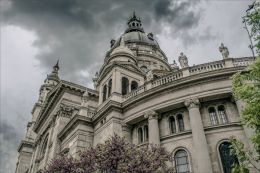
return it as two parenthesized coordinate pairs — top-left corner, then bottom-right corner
(122, 123), (132, 143)
(144, 110), (160, 145)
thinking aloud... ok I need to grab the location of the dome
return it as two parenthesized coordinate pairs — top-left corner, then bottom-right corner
(111, 12), (159, 49)
(110, 37), (134, 57)
(124, 31), (159, 46)
(111, 31), (159, 50)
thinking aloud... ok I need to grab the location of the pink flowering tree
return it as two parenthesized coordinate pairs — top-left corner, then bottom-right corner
(43, 135), (174, 173)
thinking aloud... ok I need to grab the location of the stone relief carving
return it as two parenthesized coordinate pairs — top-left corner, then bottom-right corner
(178, 52), (189, 68)
(57, 104), (77, 118)
(184, 98), (200, 109)
(146, 70), (153, 81)
(82, 91), (89, 103)
(219, 43), (229, 59)
(92, 72), (99, 88)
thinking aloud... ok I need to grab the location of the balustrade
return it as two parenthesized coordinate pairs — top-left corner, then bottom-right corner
(122, 57), (254, 101)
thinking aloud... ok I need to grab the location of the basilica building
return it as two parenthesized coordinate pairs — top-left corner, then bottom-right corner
(16, 13), (256, 173)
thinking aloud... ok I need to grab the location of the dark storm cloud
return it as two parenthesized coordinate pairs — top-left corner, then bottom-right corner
(2, 0), (208, 85)
(154, 0), (200, 30)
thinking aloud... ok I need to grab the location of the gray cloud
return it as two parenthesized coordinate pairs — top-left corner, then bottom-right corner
(2, 0), (205, 85)
(0, 121), (21, 173)
(0, 1), (218, 172)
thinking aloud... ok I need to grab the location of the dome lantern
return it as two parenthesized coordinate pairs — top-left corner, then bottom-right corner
(125, 12), (144, 33)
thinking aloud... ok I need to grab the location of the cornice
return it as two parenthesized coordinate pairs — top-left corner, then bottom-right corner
(160, 130), (192, 142)
(98, 62), (145, 83)
(33, 81), (85, 133)
(31, 102), (42, 114)
(122, 66), (246, 109)
(92, 100), (122, 122)
(94, 116), (122, 134)
(58, 114), (92, 140)
(204, 122), (243, 133)
(17, 140), (34, 152)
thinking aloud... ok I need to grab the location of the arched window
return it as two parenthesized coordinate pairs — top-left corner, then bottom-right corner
(144, 125), (149, 142)
(177, 114), (185, 132)
(108, 79), (112, 97)
(219, 142), (239, 173)
(122, 77), (129, 95)
(175, 149), (190, 173)
(209, 107), (218, 125)
(138, 127), (143, 144)
(169, 116), (176, 134)
(218, 105), (228, 124)
(102, 84), (107, 102)
(131, 81), (138, 91)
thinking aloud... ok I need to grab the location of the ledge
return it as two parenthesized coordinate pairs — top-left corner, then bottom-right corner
(160, 130), (192, 141)
(17, 140), (34, 152)
(58, 114), (92, 140)
(204, 122), (243, 133)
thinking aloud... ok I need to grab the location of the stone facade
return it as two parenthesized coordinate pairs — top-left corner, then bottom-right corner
(16, 13), (257, 173)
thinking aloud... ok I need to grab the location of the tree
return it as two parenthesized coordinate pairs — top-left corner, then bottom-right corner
(242, 1), (260, 56)
(230, 1), (260, 172)
(43, 135), (173, 173)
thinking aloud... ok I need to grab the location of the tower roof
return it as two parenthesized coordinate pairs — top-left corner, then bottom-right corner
(46, 60), (60, 82)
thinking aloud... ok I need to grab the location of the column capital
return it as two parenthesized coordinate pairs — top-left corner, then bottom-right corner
(184, 98), (200, 109)
(144, 110), (160, 120)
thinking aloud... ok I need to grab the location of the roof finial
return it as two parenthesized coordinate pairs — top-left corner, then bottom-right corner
(54, 59), (60, 70)
(133, 11), (136, 18)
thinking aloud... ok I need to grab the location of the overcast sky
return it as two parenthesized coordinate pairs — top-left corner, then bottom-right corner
(0, 0), (255, 172)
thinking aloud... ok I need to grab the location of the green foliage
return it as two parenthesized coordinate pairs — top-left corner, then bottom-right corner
(231, 57), (260, 172)
(230, 137), (250, 173)
(230, 2), (260, 172)
(243, 1), (260, 54)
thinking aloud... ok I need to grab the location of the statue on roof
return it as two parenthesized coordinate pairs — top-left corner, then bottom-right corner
(178, 52), (189, 68)
(110, 39), (115, 48)
(219, 43), (229, 59)
(171, 60), (179, 69)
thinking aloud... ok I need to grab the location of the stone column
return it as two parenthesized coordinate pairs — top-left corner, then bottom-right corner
(184, 98), (213, 173)
(144, 110), (160, 145)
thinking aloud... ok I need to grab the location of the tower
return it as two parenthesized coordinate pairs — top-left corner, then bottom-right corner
(16, 62), (61, 173)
